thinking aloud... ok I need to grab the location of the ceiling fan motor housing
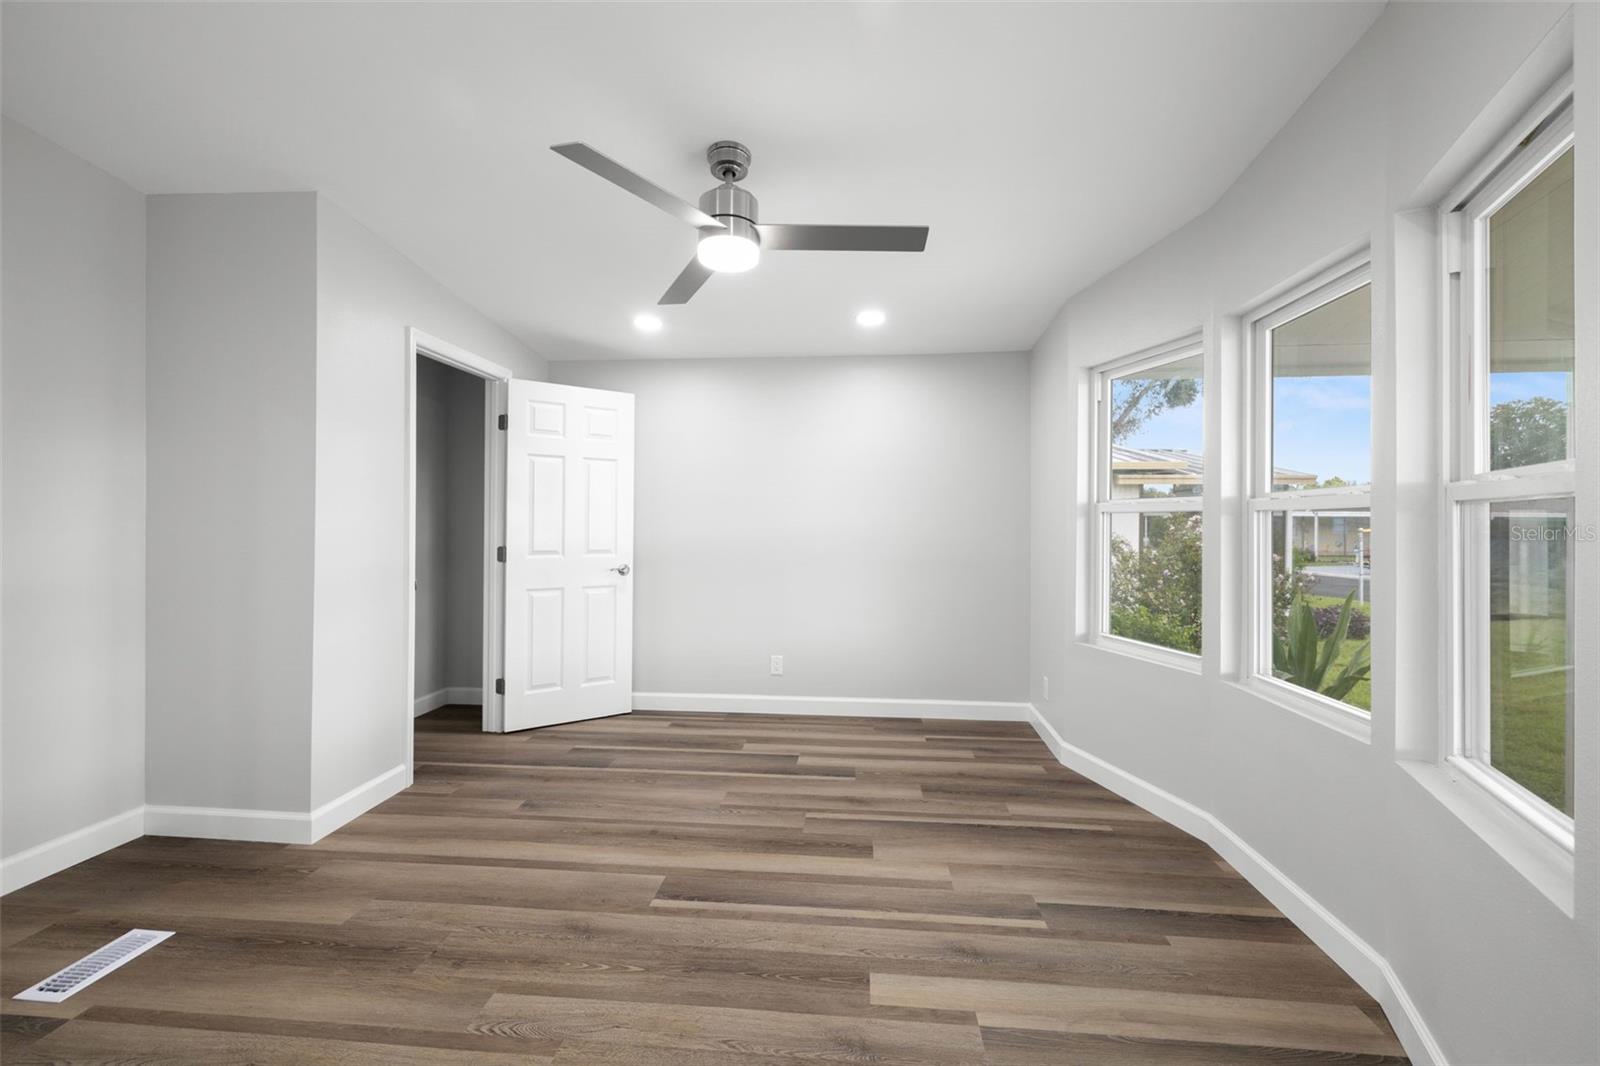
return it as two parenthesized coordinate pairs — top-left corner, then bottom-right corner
(706, 140), (751, 182)
(698, 181), (760, 247)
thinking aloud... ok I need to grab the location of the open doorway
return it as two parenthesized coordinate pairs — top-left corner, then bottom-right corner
(413, 356), (486, 730)
(403, 332), (637, 779)
(404, 328), (511, 784)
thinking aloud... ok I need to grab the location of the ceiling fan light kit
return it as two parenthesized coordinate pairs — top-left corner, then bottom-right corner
(695, 230), (760, 273)
(694, 172), (761, 273)
(551, 139), (929, 306)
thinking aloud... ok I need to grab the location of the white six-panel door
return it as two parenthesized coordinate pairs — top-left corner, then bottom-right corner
(502, 380), (634, 731)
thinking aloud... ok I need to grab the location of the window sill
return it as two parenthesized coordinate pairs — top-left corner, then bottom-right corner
(1233, 675), (1372, 743)
(1445, 755), (1574, 851)
(1085, 634), (1202, 674)
(1399, 758), (1575, 915)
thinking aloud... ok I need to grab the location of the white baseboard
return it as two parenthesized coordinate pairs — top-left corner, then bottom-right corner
(414, 686), (483, 716)
(144, 803), (313, 844)
(633, 691), (1032, 721)
(2, 764), (411, 892)
(146, 764), (408, 846)
(308, 764), (407, 841)
(1024, 704), (1445, 1066)
(0, 806), (146, 895)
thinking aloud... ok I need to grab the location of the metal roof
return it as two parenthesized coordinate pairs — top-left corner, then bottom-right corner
(1110, 447), (1315, 484)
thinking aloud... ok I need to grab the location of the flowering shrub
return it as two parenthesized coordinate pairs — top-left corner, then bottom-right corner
(1109, 514), (1202, 653)
(1313, 602), (1370, 640)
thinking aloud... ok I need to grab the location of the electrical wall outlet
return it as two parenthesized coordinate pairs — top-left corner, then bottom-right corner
(1042, 675), (1050, 700)
(770, 655), (784, 676)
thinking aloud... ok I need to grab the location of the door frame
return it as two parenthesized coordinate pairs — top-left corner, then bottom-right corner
(405, 327), (512, 785)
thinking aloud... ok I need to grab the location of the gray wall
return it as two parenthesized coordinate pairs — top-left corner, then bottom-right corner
(144, 190), (543, 819)
(2, 131), (545, 864)
(414, 356), (485, 700)
(551, 352), (1030, 702)
(145, 192), (319, 813)
(442, 373), (486, 690)
(1, 119), (147, 858)
(414, 359), (449, 699)
(1028, 5), (1597, 1063)
(311, 199), (542, 807)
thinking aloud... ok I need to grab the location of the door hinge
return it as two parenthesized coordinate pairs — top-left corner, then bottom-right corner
(496, 545), (506, 563)
(497, 414), (508, 431)
(494, 678), (505, 696)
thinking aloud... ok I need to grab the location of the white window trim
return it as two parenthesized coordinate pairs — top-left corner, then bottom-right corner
(1088, 333), (1205, 663)
(1241, 256), (1375, 731)
(1441, 84), (1577, 850)
(1236, 675), (1372, 743)
(1445, 466), (1575, 502)
(1247, 258), (1373, 501)
(1447, 755), (1575, 851)
(1091, 631), (1203, 674)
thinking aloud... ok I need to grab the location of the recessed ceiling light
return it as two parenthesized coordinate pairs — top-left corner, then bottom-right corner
(856, 308), (887, 328)
(633, 312), (663, 334)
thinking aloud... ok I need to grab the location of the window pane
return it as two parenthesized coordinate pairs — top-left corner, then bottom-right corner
(1268, 509), (1373, 712)
(1108, 351), (1204, 498)
(1488, 147), (1574, 470)
(1486, 497), (1574, 815)
(1270, 284), (1371, 489)
(1108, 512), (1201, 654)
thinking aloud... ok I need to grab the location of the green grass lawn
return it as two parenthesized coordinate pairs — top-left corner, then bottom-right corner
(1489, 616), (1570, 815)
(1290, 596), (1568, 813)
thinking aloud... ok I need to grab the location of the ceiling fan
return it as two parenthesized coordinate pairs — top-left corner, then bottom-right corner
(551, 140), (930, 305)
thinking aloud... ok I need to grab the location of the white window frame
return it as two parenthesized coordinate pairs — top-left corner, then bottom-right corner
(1090, 334), (1205, 671)
(1441, 83), (1576, 850)
(1242, 257), (1375, 736)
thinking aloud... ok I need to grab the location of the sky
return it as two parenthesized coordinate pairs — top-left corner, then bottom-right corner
(1271, 375), (1370, 484)
(1489, 370), (1571, 406)
(1116, 375), (1371, 485)
(1117, 381), (1204, 455)
(1117, 369), (1570, 487)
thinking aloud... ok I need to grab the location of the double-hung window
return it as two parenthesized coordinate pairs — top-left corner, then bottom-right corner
(1247, 262), (1375, 722)
(1445, 88), (1576, 844)
(1093, 337), (1205, 662)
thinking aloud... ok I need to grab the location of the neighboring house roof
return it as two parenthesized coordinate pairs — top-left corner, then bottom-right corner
(1110, 446), (1315, 487)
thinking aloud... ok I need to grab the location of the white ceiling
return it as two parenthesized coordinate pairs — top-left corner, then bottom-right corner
(3, 2), (1383, 361)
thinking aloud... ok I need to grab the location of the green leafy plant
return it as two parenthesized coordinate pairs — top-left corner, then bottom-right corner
(1273, 590), (1371, 701)
(1107, 604), (1199, 652)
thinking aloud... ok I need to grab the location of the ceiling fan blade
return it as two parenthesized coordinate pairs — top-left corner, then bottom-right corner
(659, 256), (714, 305)
(551, 143), (723, 230)
(756, 223), (928, 253)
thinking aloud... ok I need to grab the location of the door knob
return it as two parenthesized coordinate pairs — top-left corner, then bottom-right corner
(610, 564), (631, 576)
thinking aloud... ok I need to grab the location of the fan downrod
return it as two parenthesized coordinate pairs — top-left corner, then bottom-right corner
(707, 141), (751, 183)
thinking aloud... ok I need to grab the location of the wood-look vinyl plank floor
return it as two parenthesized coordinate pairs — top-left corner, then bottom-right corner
(0, 707), (1407, 1063)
